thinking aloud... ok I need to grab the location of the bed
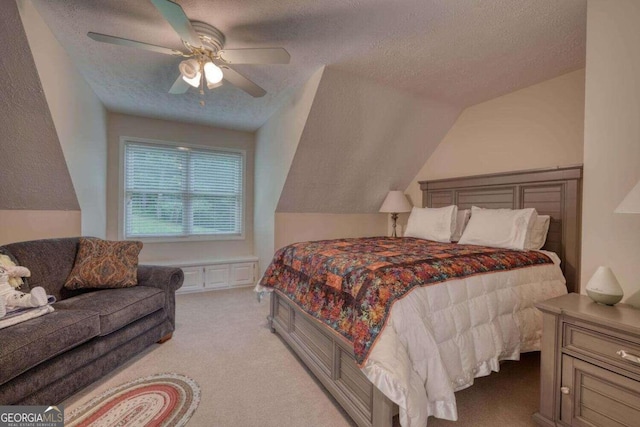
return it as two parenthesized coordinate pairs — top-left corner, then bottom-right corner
(258, 166), (582, 427)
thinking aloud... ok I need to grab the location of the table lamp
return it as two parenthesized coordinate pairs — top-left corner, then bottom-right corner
(379, 191), (412, 237)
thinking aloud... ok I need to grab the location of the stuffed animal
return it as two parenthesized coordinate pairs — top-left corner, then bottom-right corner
(0, 265), (47, 319)
(0, 254), (25, 288)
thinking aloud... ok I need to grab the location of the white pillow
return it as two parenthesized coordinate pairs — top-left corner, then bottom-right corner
(404, 205), (458, 242)
(524, 215), (551, 250)
(458, 206), (537, 250)
(451, 209), (471, 242)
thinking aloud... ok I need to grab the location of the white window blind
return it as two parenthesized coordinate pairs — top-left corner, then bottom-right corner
(123, 141), (244, 239)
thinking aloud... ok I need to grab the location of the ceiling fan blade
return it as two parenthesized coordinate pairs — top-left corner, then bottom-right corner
(169, 74), (190, 94)
(218, 48), (291, 65)
(150, 0), (201, 47)
(220, 65), (266, 98)
(88, 32), (184, 56)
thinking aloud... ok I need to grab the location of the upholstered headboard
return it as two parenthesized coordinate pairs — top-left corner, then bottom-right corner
(419, 165), (583, 293)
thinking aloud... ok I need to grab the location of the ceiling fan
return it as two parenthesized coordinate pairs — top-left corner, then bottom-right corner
(87, 0), (290, 99)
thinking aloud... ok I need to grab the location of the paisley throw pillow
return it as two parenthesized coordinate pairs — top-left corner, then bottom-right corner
(64, 238), (143, 290)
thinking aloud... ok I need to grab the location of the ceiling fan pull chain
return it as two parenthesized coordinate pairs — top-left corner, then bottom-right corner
(199, 62), (205, 106)
(199, 59), (205, 93)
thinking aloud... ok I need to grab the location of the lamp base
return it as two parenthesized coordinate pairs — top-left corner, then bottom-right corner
(391, 213), (399, 238)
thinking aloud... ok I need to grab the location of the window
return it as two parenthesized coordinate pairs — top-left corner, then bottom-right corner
(122, 139), (244, 240)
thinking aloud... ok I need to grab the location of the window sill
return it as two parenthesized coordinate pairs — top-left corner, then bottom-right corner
(121, 234), (245, 244)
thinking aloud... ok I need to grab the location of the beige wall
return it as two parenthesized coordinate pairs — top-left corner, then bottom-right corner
(18, 0), (108, 237)
(0, 211), (81, 245)
(275, 213), (387, 250)
(254, 67), (325, 275)
(107, 113), (255, 264)
(406, 69), (585, 205)
(582, 0), (640, 306)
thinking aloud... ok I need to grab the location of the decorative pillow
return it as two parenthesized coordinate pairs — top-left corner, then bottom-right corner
(524, 215), (551, 250)
(458, 206), (537, 250)
(404, 205), (458, 242)
(451, 209), (471, 242)
(64, 238), (143, 290)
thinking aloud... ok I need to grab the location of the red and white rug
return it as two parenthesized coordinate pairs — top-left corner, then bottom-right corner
(65, 373), (200, 427)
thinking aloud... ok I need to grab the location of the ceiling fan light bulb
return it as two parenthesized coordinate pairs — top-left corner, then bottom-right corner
(179, 59), (199, 79)
(204, 62), (224, 84)
(182, 71), (201, 88)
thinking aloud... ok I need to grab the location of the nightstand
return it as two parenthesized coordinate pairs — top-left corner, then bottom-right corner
(534, 293), (640, 427)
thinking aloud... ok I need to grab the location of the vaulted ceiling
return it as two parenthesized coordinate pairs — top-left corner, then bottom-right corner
(32, 0), (586, 131)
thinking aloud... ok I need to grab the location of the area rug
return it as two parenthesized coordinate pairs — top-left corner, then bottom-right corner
(65, 373), (200, 427)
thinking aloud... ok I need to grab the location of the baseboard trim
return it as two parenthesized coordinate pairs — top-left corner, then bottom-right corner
(176, 284), (256, 295)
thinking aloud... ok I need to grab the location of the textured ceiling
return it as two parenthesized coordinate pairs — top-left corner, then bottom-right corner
(32, 0), (586, 131)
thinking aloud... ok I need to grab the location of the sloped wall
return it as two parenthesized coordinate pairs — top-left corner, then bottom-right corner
(0, 0), (80, 244)
(254, 67), (324, 274)
(255, 67), (459, 273)
(582, 0), (640, 305)
(277, 67), (460, 213)
(406, 69), (586, 205)
(18, 0), (108, 237)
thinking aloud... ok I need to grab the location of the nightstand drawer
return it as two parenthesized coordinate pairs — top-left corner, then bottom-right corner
(561, 355), (640, 427)
(564, 323), (640, 376)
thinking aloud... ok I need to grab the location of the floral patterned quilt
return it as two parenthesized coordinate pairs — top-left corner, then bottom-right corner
(259, 236), (553, 365)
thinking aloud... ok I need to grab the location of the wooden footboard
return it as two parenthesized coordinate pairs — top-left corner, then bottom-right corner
(269, 291), (396, 427)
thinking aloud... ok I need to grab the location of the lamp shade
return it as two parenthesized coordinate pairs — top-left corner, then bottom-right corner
(379, 191), (412, 213)
(615, 180), (640, 213)
(179, 59), (201, 88)
(179, 59), (199, 79)
(585, 266), (624, 305)
(182, 72), (201, 88)
(204, 62), (223, 85)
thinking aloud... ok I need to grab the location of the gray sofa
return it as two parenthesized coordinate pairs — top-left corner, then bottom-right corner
(0, 237), (183, 405)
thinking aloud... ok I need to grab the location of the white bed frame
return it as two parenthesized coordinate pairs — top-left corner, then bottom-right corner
(268, 165), (583, 427)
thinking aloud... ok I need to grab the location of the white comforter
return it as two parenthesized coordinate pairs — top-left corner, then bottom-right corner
(360, 251), (567, 426)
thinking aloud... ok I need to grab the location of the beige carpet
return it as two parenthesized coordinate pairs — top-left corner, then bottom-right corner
(63, 287), (540, 427)
(426, 353), (539, 427)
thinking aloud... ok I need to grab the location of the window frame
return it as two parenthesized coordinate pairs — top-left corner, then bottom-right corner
(118, 136), (246, 243)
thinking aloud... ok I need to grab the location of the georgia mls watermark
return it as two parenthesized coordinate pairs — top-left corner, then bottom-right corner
(0, 406), (63, 427)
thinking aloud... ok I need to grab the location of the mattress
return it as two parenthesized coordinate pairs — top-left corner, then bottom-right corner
(257, 237), (567, 426)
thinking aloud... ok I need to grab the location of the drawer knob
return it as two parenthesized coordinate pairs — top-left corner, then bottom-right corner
(560, 386), (570, 395)
(617, 350), (640, 365)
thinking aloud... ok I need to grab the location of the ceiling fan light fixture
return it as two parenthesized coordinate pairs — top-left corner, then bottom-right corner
(87, 0), (290, 99)
(204, 61), (224, 85)
(179, 59), (200, 79)
(182, 71), (201, 88)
